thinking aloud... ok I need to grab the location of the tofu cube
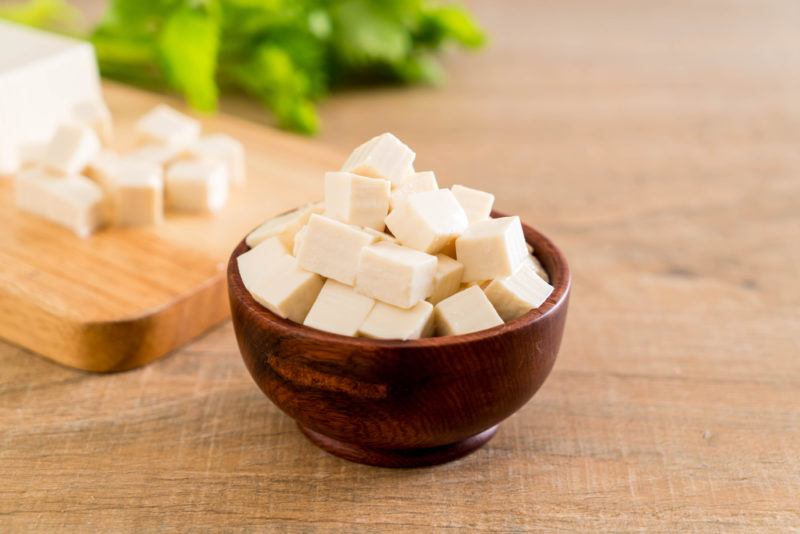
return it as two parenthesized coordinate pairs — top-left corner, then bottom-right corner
(136, 104), (200, 150)
(384, 189), (469, 253)
(14, 168), (106, 237)
(456, 216), (528, 282)
(42, 122), (100, 175)
(247, 203), (324, 249)
(483, 261), (554, 321)
(355, 242), (437, 309)
(434, 286), (504, 336)
(185, 134), (246, 185)
(359, 300), (434, 340)
(451, 184), (494, 223)
(297, 214), (376, 285)
(324, 171), (391, 230)
(84, 150), (120, 189)
(125, 144), (182, 168)
(237, 237), (323, 322)
(390, 171), (438, 210)
(165, 160), (229, 213)
(303, 280), (376, 336)
(428, 254), (464, 305)
(341, 132), (415, 185)
(113, 161), (164, 226)
(73, 99), (112, 145)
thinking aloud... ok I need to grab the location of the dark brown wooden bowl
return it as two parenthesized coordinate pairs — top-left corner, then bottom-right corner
(227, 211), (571, 468)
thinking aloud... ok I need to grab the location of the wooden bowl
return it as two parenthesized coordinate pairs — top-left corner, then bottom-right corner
(227, 211), (571, 468)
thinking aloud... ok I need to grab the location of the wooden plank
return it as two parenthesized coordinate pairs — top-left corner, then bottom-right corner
(0, 82), (336, 371)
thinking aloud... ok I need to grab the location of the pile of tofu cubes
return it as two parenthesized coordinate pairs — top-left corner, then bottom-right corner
(239, 133), (554, 340)
(13, 103), (244, 237)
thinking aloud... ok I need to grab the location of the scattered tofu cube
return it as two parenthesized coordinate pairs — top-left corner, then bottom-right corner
(451, 184), (494, 223)
(355, 241), (437, 309)
(359, 300), (434, 340)
(14, 167), (106, 237)
(296, 214), (376, 285)
(456, 216), (528, 282)
(484, 261), (554, 321)
(303, 280), (376, 336)
(390, 171), (438, 210)
(185, 133), (246, 185)
(434, 285), (504, 336)
(42, 122), (100, 175)
(324, 171), (391, 230)
(238, 237), (323, 322)
(113, 160), (163, 226)
(384, 189), (469, 253)
(73, 99), (112, 145)
(125, 144), (181, 168)
(428, 254), (464, 305)
(165, 160), (228, 213)
(362, 227), (399, 244)
(341, 132), (415, 185)
(246, 203), (323, 249)
(136, 104), (200, 150)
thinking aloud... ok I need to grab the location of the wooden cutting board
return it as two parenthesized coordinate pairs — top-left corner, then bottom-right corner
(0, 82), (338, 372)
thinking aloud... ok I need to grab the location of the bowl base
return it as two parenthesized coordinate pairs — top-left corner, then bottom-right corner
(297, 424), (499, 468)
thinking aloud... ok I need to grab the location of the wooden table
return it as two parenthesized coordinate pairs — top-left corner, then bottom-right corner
(2, 1), (799, 530)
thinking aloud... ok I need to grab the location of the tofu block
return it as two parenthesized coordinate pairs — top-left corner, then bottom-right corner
(341, 132), (415, 185)
(165, 160), (229, 213)
(0, 21), (103, 174)
(355, 242), (437, 309)
(135, 104), (200, 150)
(238, 238), (323, 322)
(41, 122), (100, 175)
(456, 216), (528, 282)
(484, 261), (554, 321)
(434, 286), (504, 336)
(246, 203), (323, 249)
(428, 254), (464, 305)
(362, 227), (399, 244)
(359, 300), (434, 340)
(113, 161), (164, 226)
(14, 168), (105, 237)
(125, 144), (181, 168)
(324, 171), (391, 230)
(297, 214), (376, 285)
(304, 280), (376, 336)
(84, 150), (121, 190)
(451, 184), (494, 223)
(384, 189), (469, 253)
(390, 171), (438, 210)
(185, 134), (246, 185)
(73, 99), (112, 145)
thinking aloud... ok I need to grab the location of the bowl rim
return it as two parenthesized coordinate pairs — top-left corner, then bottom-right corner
(228, 210), (571, 349)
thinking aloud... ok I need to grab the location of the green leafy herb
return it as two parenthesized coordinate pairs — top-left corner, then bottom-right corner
(0, 0), (486, 134)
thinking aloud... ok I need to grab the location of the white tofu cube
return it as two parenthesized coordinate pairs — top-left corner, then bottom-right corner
(84, 150), (121, 190)
(185, 134), (246, 185)
(355, 242), (437, 309)
(341, 132), (415, 185)
(484, 261), (554, 321)
(135, 104), (200, 150)
(359, 300), (434, 340)
(113, 161), (164, 226)
(125, 144), (181, 168)
(14, 168), (106, 237)
(390, 171), (438, 210)
(324, 171), (391, 230)
(434, 286), (504, 336)
(384, 189), (468, 253)
(456, 216), (528, 282)
(238, 237), (323, 323)
(42, 122), (100, 175)
(303, 280), (376, 336)
(428, 254), (464, 305)
(451, 184), (494, 223)
(296, 214), (376, 285)
(165, 160), (228, 213)
(246, 203), (324, 249)
(73, 99), (112, 145)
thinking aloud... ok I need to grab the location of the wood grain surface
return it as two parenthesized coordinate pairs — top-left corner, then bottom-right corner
(1, 0), (799, 530)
